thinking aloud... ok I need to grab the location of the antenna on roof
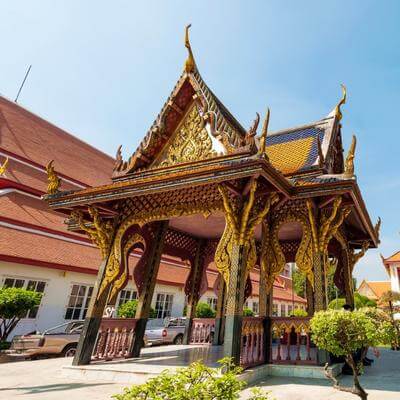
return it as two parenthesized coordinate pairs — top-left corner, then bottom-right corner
(15, 65), (32, 103)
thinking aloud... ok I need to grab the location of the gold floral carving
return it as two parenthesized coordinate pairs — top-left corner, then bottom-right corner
(72, 207), (115, 259)
(262, 212), (314, 293)
(45, 160), (61, 195)
(108, 233), (146, 302)
(215, 180), (278, 284)
(307, 196), (351, 255)
(349, 241), (369, 273)
(154, 105), (216, 168)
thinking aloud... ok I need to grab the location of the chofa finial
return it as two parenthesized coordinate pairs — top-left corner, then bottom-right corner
(257, 108), (270, 160)
(329, 84), (346, 121)
(184, 24), (196, 73)
(46, 160), (62, 195)
(0, 157), (9, 176)
(343, 134), (356, 178)
(374, 217), (381, 240)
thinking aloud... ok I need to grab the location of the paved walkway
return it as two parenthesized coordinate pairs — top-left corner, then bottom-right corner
(0, 348), (399, 399)
(241, 348), (400, 400)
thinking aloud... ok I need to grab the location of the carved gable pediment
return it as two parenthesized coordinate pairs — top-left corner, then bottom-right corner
(151, 104), (218, 168)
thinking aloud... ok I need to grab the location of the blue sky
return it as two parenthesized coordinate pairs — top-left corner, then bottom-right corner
(1, 1), (399, 283)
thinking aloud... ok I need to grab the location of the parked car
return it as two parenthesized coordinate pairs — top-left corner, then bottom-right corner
(8, 321), (84, 359)
(145, 317), (186, 346)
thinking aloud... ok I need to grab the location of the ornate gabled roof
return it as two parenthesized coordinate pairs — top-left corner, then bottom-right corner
(261, 116), (337, 176)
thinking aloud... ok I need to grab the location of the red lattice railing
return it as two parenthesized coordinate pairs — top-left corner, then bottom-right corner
(240, 317), (265, 368)
(190, 318), (215, 344)
(92, 318), (137, 361)
(270, 316), (317, 365)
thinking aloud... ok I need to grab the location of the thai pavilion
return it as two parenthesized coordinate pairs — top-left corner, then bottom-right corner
(44, 26), (379, 369)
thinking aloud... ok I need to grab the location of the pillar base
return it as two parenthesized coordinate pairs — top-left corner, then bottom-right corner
(223, 315), (242, 365)
(131, 318), (148, 358)
(73, 316), (101, 366)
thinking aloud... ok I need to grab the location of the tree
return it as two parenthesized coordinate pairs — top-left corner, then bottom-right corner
(328, 293), (376, 310)
(243, 308), (254, 317)
(292, 269), (306, 298)
(379, 290), (400, 349)
(113, 357), (273, 400)
(0, 288), (42, 341)
(310, 308), (391, 400)
(195, 302), (216, 318)
(117, 300), (156, 319)
(291, 308), (307, 317)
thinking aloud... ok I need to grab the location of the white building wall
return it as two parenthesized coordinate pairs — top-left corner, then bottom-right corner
(0, 261), (187, 339)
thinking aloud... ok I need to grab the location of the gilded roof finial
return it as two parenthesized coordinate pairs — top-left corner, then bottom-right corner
(334, 84), (346, 121)
(343, 134), (356, 178)
(374, 217), (381, 240)
(317, 136), (324, 168)
(0, 157), (9, 176)
(184, 24), (196, 73)
(46, 160), (62, 195)
(257, 108), (270, 160)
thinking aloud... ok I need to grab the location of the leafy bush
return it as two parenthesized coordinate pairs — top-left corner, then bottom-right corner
(113, 357), (273, 400)
(0, 341), (11, 350)
(117, 300), (156, 319)
(243, 308), (254, 317)
(291, 308), (307, 317)
(0, 288), (42, 341)
(328, 293), (376, 310)
(195, 302), (216, 318)
(310, 308), (392, 400)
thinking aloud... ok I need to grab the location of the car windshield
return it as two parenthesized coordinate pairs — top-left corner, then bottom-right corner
(44, 321), (83, 335)
(146, 319), (165, 329)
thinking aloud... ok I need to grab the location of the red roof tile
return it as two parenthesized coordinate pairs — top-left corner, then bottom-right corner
(0, 95), (114, 188)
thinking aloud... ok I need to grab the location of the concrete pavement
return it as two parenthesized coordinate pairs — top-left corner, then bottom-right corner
(0, 348), (399, 399)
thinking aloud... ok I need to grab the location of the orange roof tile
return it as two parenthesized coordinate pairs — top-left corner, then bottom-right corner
(383, 251), (400, 263)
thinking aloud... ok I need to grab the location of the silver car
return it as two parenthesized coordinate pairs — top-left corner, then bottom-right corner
(145, 317), (186, 346)
(8, 321), (83, 359)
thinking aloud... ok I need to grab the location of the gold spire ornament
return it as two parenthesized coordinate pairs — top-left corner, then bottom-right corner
(0, 157), (9, 176)
(46, 160), (61, 195)
(257, 108), (270, 160)
(343, 134), (356, 178)
(184, 24), (196, 73)
(329, 84), (346, 121)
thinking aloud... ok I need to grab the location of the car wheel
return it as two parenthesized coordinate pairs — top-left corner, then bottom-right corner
(173, 334), (183, 345)
(61, 344), (77, 357)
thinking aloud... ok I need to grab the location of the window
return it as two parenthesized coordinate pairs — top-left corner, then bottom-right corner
(272, 303), (278, 316)
(154, 293), (173, 319)
(117, 289), (137, 308)
(280, 304), (286, 317)
(252, 301), (259, 315)
(288, 305), (293, 316)
(207, 297), (218, 311)
(3, 278), (46, 318)
(65, 284), (93, 320)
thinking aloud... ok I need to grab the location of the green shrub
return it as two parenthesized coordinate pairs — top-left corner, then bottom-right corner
(243, 308), (254, 317)
(328, 294), (376, 310)
(117, 300), (156, 319)
(291, 308), (307, 317)
(113, 357), (273, 400)
(0, 288), (42, 341)
(195, 302), (216, 318)
(310, 308), (392, 400)
(0, 341), (11, 350)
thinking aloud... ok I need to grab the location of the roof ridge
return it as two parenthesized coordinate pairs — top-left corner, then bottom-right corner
(0, 94), (115, 163)
(267, 117), (333, 138)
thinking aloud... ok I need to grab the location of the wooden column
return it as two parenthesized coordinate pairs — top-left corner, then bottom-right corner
(183, 239), (206, 345)
(341, 248), (355, 309)
(213, 277), (226, 345)
(131, 220), (169, 357)
(305, 278), (314, 316)
(73, 240), (117, 365)
(312, 253), (327, 312)
(223, 243), (248, 364)
(259, 222), (274, 362)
